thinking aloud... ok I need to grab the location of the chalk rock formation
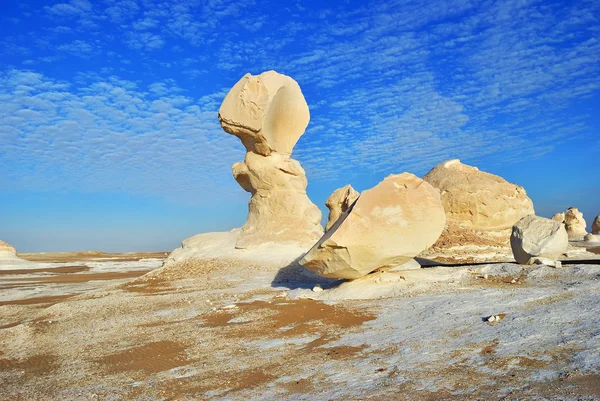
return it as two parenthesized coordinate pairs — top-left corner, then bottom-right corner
(0, 240), (17, 255)
(219, 71), (323, 249)
(300, 173), (446, 279)
(325, 184), (360, 230)
(584, 233), (599, 243)
(510, 215), (568, 264)
(592, 215), (600, 235)
(0, 240), (34, 269)
(551, 213), (565, 223)
(421, 159), (535, 262)
(564, 207), (587, 240)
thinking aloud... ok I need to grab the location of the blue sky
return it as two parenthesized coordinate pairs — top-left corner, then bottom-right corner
(1, 0), (599, 252)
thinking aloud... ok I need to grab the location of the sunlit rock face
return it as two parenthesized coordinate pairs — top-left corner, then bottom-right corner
(510, 215), (568, 265)
(421, 159), (535, 263)
(564, 207), (588, 240)
(324, 184), (360, 231)
(219, 71), (323, 249)
(0, 240), (17, 257)
(300, 173), (446, 280)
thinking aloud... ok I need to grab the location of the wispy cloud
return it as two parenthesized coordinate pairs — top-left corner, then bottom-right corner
(1, 0), (599, 202)
(0, 70), (243, 204)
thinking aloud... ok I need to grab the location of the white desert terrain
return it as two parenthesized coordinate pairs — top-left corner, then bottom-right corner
(0, 240), (600, 400)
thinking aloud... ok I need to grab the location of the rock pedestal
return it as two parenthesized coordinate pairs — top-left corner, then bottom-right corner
(300, 173), (446, 279)
(219, 71), (323, 249)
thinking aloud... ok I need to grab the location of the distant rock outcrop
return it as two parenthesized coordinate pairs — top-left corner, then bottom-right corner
(564, 207), (587, 240)
(219, 71), (323, 249)
(591, 215), (600, 235)
(510, 215), (568, 264)
(0, 240), (34, 269)
(325, 184), (360, 231)
(584, 233), (599, 243)
(421, 159), (535, 262)
(300, 173), (446, 279)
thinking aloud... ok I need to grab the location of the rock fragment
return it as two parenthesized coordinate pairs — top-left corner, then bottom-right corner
(551, 213), (565, 223)
(325, 184), (360, 230)
(510, 215), (568, 264)
(300, 173), (446, 279)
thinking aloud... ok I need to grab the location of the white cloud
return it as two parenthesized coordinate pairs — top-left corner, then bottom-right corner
(0, 70), (244, 204)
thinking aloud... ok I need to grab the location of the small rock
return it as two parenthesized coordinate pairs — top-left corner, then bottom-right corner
(222, 304), (237, 310)
(486, 313), (507, 323)
(312, 284), (323, 292)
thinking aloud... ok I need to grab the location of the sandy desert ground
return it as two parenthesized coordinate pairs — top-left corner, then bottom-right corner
(1, 247), (600, 400)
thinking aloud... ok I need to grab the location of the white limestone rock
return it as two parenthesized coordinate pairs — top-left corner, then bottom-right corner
(219, 71), (323, 249)
(300, 173), (446, 279)
(510, 215), (568, 265)
(421, 159), (535, 263)
(564, 207), (587, 240)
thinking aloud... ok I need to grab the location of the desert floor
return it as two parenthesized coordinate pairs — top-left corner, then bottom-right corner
(1, 249), (600, 400)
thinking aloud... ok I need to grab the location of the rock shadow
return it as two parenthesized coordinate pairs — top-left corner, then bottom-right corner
(271, 256), (343, 290)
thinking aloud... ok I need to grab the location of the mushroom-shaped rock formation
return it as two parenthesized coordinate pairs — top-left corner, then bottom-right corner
(591, 215), (599, 235)
(325, 184), (360, 231)
(219, 71), (323, 249)
(421, 159), (535, 262)
(564, 207), (587, 240)
(510, 215), (568, 264)
(300, 173), (446, 279)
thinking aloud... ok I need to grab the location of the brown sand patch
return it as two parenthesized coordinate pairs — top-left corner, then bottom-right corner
(0, 321), (22, 330)
(121, 276), (173, 294)
(2, 270), (151, 284)
(98, 340), (187, 374)
(587, 247), (600, 255)
(147, 365), (278, 399)
(279, 377), (317, 394)
(18, 251), (167, 263)
(0, 265), (90, 275)
(0, 354), (58, 376)
(201, 299), (375, 338)
(0, 294), (75, 307)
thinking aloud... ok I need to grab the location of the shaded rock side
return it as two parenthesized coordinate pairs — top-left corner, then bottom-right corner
(325, 184), (360, 230)
(300, 173), (446, 279)
(421, 159), (535, 263)
(564, 207), (587, 240)
(510, 215), (568, 264)
(593, 215), (600, 235)
(219, 71), (323, 249)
